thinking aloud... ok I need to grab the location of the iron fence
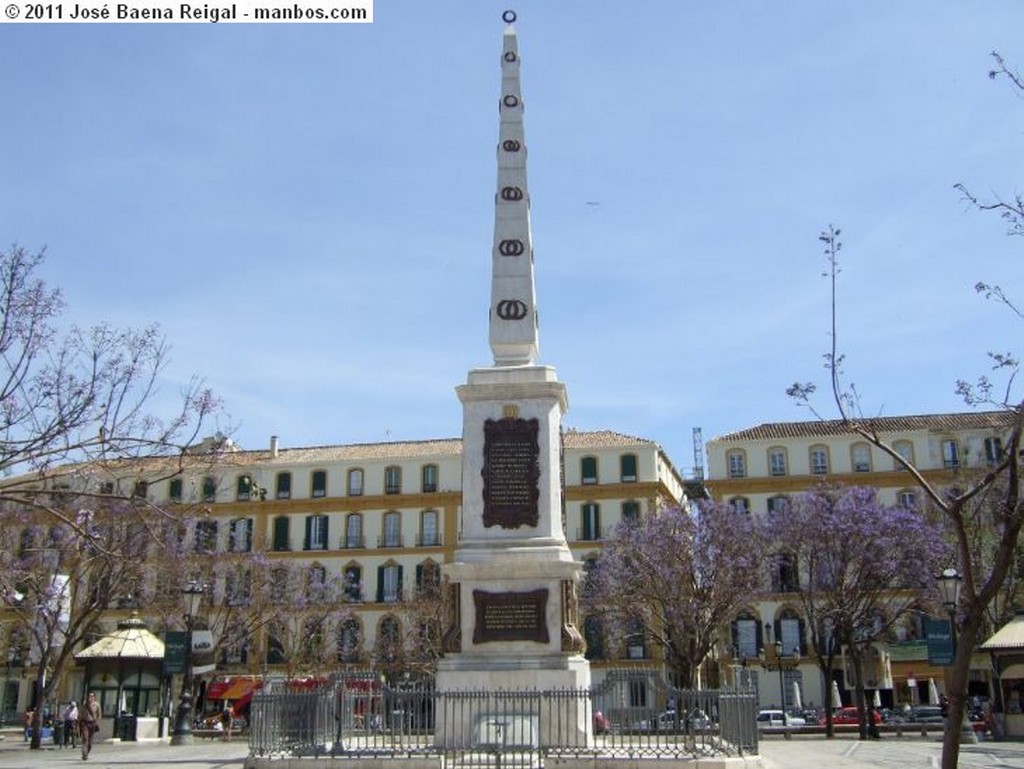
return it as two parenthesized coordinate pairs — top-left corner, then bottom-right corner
(248, 673), (758, 764)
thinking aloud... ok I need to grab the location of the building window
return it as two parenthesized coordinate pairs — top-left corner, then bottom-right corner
(419, 510), (439, 546)
(768, 447), (788, 477)
(416, 560), (441, 590)
(730, 497), (751, 515)
(726, 450), (746, 479)
(347, 468), (364, 496)
(732, 614), (760, 659)
(272, 515), (290, 551)
(581, 456), (598, 485)
(376, 616), (402, 663)
(133, 480), (148, 498)
(809, 445), (830, 475)
(893, 440), (914, 470)
(851, 442), (872, 473)
(422, 464), (438, 493)
(897, 490), (918, 509)
(305, 514), (329, 551)
(229, 518), (253, 552)
(778, 610), (804, 656)
(194, 520), (218, 553)
(767, 495), (789, 514)
(202, 476), (216, 503)
(384, 466), (402, 495)
(381, 511), (401, 548)
(225, 569), (251, 606)
(169, 478), (183, 503)
(344, 514), (363, 549)
(312, 470), (327, 498)
(276, 472), (292, 500)
(942, 439), (960, 469)
(985, 436), (1004, 466)
(377, 564), (403, 603)
(344, 565), (363, 602)
(236, 476), (253, 501)
(580, 503), (601, 541)
(620, 454), (638, 483)
(621, 500), (640, 523)
(306, 564), (327, 600)
(772, 553), (799, 593)
(337, 619), (361, 663)
(625, 618), (647, 659)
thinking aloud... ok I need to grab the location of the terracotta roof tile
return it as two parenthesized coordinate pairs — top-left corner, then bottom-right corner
(711, 411), (1014, 443)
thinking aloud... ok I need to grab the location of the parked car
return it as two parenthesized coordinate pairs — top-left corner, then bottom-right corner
(756, 709), (806, 729)
(635, 709), (716, 733)
(594, 710), (611, 734)
(905, 705), (945, 724)
(820, 706), (883, 725)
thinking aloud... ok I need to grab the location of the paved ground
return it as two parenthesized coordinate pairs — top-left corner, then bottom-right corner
(0, 732), (1021, 769)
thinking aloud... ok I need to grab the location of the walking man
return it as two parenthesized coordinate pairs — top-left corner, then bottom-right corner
(78, 692), (101, 760)
(63, 701), (78, 749)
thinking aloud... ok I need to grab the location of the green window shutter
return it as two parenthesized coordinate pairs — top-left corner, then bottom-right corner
(304, 516), (312, 550)
(415, 564), (423, 588)
(273, 516), (289, 551)
(376, 565), (385, 603)
(397, 565), (404, 601)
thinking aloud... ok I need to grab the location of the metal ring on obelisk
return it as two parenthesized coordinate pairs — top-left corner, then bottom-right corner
(502, 10), (516, 23)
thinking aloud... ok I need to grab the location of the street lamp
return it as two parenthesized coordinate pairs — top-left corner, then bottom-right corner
(759, 633), (800, 727)
(171, 580), (205, 746)
(937, 568), (962, 616)
(934, 567), (976, 745)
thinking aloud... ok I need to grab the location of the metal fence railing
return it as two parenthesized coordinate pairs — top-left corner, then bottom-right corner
(248, 673), (759, 764)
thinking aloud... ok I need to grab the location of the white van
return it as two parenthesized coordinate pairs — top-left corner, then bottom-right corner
(756, 710), (806, 728)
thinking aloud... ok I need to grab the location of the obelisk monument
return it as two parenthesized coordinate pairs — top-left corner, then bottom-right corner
(434, 10), (591, 748)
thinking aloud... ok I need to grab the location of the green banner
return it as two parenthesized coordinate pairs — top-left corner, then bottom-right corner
(164, 631), (187, 674)
(926, 619), (954, 666)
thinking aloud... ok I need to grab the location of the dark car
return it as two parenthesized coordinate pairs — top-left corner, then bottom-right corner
(906, 705), (945, 724)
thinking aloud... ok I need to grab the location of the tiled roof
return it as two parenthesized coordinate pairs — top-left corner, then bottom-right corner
(200, 430), (655, 466)
(711, 411), (1014, 442)
(75, 616), (165, 660)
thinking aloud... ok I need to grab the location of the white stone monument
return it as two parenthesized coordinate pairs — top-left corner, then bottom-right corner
(434, 10), (591, 749)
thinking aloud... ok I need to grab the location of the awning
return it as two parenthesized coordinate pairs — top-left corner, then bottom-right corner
(207, 677), (262, 701)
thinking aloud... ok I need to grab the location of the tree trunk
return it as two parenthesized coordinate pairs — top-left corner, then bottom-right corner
(29, 668), (48, 750)
(849, 647), (868, 741)
(940, 618), (980, 769)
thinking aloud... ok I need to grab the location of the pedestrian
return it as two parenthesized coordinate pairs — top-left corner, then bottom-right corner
(63, 700), (78, 748)
(221, 706), (234, 741)
(23, 708), (34, 742)
(78, 692), (102, 760)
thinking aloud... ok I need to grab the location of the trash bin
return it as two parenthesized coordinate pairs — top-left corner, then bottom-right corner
(53, 721), (64, 746)
(117, 715), (138, 741)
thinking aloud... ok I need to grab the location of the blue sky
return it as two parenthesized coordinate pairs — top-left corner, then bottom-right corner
(3, 1), (1023, 477)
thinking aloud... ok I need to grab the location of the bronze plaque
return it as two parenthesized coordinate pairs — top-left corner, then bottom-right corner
(482, 417), (540, 529)
(473, 589), (549, 644)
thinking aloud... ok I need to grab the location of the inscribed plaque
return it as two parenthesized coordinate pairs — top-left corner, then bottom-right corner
(482, 417), (540, 528)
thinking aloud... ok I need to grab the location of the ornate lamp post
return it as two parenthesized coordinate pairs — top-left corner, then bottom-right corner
(759, 633), (800, 727)
(171, 580), (205, 746)
(936, 568), (976, 744)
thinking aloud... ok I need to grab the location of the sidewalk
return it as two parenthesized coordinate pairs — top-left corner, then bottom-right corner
(1, 731), (1022, 769)
(0, 734), (248, 769)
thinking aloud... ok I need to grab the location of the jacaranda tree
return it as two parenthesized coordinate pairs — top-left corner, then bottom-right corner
(583, 502), (765, 689)
(771, 485), (946, 738)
